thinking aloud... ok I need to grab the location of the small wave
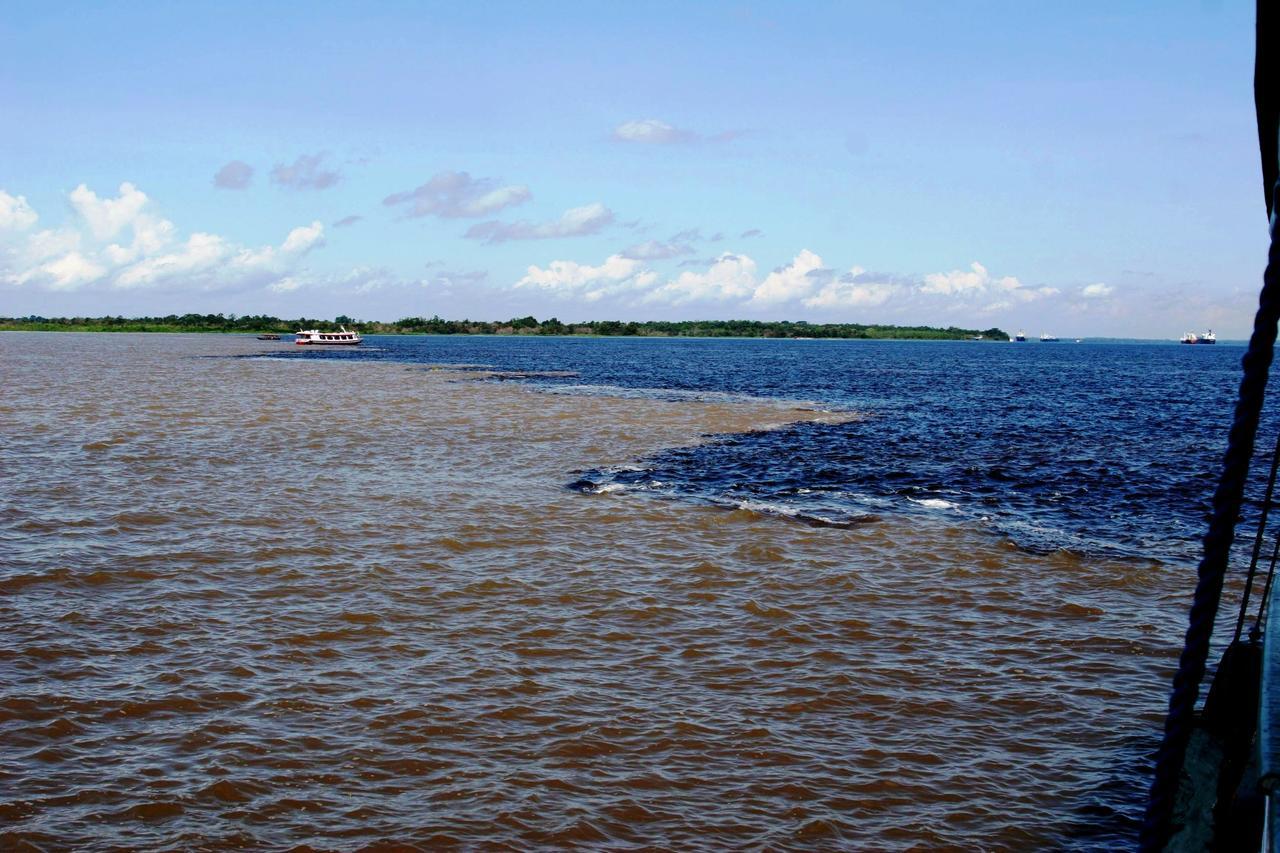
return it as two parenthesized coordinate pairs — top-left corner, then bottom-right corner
(0, 567), (75, 593)
(910, 497), (958, 510)
(729, 498), (876, 529)
(117, 801), (186, 821)
(198, 779), (263, 803)
(736, 498), (802, 518)
(566, 479), (632, 495)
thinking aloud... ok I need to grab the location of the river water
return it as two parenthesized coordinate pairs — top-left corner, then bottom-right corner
(1, 332), (1266, 849)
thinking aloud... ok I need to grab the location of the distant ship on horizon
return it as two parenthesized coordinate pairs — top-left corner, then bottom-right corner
(1180, 329), (1217, 345)
(1015, 330), (1026, 342)
(1040, 333), (1059, 342)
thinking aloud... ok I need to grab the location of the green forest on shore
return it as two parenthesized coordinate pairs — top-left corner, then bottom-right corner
(0, 313), (1009, 341)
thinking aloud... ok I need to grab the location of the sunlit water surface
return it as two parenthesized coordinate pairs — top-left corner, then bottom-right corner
(0, 332), (1258, 849)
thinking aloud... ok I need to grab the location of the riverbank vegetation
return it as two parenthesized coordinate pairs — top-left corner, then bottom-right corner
(0, 314), (1008, 341)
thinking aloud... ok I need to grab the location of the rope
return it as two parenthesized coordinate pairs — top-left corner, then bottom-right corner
(1139, 181), (1280, 849)
(1234, 430), (1280, 643)
(1250, 522), (1280, 644)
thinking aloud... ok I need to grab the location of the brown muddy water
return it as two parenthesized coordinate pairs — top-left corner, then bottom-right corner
(1, 333), (1192, 849)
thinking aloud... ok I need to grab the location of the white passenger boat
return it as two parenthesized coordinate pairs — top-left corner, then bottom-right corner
(295, 326), (362, 345)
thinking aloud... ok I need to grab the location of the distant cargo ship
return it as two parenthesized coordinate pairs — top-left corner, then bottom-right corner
(1180, 330), (1217, 344)
(1015, 330), (1026, 342)
(1040, 333), (1059, 342)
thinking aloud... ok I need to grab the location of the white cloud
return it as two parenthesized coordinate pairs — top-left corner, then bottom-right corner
(643, 252), (758, 304)
(429, 268), (488, 292)
(465, 202), (614, 244)
(66, 182), (184, 271)
(1082, 282), (1114, 299)
(103, 215), (176, 265)
(515, 250), (822, 308)
(0, 191), (38, 230)
(610, 119), (742, 145)
(496, 246), (1086, 325)
(804, 267), (899, 308)
(383, 171), (531, 219)
(114, 232), (230, 289)
(612, 119), (698, 145)
(19, 251), (106, 291)
(1, 182), (326, 294)
(918, 261), (1054, 307)
(922, 261), (1011, 296)
(516, 254), (654, 302)
(282, 221), (325, 254)
(750, 249), (824, 305)
(262, 265), (433, 297)
(470, 186), (532, 215)
(69, 182), (149, 241)
(24, 228), (81, 262)
(507, 250), (881, 310)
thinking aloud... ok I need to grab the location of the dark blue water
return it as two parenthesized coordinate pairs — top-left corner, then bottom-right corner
(263, 336), (1274, 564)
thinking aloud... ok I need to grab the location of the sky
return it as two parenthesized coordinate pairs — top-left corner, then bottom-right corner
(0, 1), (1268, 337)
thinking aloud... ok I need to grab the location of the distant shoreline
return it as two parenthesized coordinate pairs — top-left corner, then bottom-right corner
(0, 315), (1009, 341)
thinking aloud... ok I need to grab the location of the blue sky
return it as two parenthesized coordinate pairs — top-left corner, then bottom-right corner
(0, 1), (1266, 336)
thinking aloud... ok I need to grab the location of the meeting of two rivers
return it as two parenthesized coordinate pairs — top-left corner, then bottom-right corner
(3, 332), (1271, 849)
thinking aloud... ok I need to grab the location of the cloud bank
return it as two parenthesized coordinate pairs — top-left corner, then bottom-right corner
(1, 182), (325, 293)
(511, 249), (1074, 317)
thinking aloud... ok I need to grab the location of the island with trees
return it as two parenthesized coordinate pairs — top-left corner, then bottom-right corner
(0, 313), (1009, 341)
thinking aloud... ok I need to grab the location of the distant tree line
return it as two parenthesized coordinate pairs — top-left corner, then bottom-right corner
(0, 313), (1009, 341)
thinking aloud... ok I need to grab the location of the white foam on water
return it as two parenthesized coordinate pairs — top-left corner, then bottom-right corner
(734, 499), (802, 518)
(911, 497), (958, 510)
